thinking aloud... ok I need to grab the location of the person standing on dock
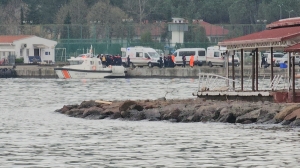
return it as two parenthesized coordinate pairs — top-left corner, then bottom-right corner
(171, 54), (176, 67)
(190, 55), (194, 68)
(182, 55), (186, 67)
(159, 54), (163, 68)
(101, 54), (106, 67)
(127, 55), (130, 67)
(164, 55), (167, 68)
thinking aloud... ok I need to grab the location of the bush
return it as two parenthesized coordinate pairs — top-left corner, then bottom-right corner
(15, 57), (24, 64)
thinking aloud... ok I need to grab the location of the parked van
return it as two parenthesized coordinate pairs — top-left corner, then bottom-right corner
(121, 46), (160, 68)
(262, 52), (284, 67)
(172, 48), (206, 66)
(206, 46), (240, 67)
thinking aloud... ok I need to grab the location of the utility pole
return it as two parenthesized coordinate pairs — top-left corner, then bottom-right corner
(278, 4), (283, 19)
(288, 10), (294, 18)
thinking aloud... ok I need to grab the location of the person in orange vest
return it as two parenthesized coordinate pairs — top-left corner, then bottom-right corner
(171, 54), (176, 67)
(190, 55), (194, 68)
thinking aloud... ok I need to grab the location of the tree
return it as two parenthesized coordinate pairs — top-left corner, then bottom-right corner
(61, 12), (72, 39)
(25, 0), (41, 24)
(141, 31), (153, 44)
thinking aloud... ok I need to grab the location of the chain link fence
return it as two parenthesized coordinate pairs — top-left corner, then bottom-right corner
(0, 23), (266, 62)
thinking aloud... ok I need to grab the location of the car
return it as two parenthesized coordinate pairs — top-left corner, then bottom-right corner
(278, 54), (300, 66)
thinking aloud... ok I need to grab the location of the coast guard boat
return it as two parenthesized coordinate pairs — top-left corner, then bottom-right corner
(54, 53), (126, 79)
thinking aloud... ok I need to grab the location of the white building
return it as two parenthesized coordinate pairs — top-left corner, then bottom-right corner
(168, 18), (188, 47)
(0, 35), (57, 64)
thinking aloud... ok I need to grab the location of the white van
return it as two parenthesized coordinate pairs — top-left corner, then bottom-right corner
(121, 46), (160, 68)
(172, 48), (206, 66)
(206, 46), (240, 67)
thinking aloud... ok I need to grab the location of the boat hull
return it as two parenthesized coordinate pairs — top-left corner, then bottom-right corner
(54, 68), (120, 79)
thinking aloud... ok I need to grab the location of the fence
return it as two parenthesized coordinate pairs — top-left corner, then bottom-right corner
(0, 23), (267, 61)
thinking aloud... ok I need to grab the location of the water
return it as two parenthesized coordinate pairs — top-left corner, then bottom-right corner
(0, 78), (300, 168)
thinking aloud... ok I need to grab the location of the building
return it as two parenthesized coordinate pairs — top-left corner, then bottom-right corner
(194, 20), (229, 43)
(0, 35), (57, 64)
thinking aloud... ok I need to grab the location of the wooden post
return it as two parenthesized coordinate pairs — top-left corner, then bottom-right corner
(232, 51), (235, 90)
(241, 49), (244, 91)
(292, 56), (296, 102)
(271, 47), (274, 89)
(252, 50), (255, 91)
(255, 48), (259, 91)
(288, 52), (291, 90)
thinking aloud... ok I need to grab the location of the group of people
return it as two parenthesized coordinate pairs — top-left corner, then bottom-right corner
(160, 54), (195, 68)
(97, 54), (123, 67)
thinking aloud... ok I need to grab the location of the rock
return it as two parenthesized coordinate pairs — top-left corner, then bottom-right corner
(157, 97), (166, 101)
(275, 104), (300, 122)
(128, 110), (146, 121)
(291, 118), (300, 126)
(256, 106), (279, 124)
(194, 105), (220, 122)
(66, 108), (85, 117)
(83, 107), (103, 118)
(79, 100), (97, 109)
(242, 120), (254, 124)
(102, 107), (119, 115)
(144, 109), (161, 121)
(284, 109), (300, 121)
(160, 104), (183, 120)
(119, 100), (143, 112)
(230, 103), (259, 117)
(111, 112), (121, 119)
(281, 120), (292, 125)
(218, 113), (236, 123)
(236, 109), (260, 123)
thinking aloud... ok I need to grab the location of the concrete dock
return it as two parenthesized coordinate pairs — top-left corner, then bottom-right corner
(0, 65), (298, 78)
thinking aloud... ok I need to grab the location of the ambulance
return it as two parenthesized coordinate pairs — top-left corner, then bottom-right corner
(121, 46), (160, 68)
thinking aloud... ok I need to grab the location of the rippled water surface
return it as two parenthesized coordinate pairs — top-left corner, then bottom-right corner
(0, 78), (300, 168)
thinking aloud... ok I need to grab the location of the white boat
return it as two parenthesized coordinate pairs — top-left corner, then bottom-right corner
(54, 53), (126, 79)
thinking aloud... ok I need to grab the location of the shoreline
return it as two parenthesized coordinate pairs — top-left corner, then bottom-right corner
(54, 98), (300, 127)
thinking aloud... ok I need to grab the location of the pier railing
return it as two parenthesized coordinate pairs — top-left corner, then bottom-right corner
(197, 73), (297, 92)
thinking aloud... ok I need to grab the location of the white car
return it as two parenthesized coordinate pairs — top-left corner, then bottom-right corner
(278, 54), (300, 66)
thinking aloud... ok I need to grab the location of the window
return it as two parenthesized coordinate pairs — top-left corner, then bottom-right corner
(179, 51), (195, 56)
(173, 52), (177, 56)
(144, 53), (150, 59)
(214, 52), (219, 57)
(198, 51), (205, 56)
(136, 52), (142, 57)
(45, 52), (50, 55)
(90, 61), (94, 65)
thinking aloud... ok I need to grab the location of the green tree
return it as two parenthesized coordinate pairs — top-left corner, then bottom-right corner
(61, 12), (72, 39)
(141, 31), (153, 44)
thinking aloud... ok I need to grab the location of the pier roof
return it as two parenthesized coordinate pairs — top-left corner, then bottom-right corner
(218, 17), (300, 50)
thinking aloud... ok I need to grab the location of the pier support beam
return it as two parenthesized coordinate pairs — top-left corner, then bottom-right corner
(271, 47), (274, 89)
(241, 49), (244, 91)
(292, 56), (296, 102)
(252, 50), (255, 91)
(255, 48), (259, 91)
(232, 51), (235, 90)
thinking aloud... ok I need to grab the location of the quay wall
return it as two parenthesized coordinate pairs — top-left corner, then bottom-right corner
(0, 65), (296, 78)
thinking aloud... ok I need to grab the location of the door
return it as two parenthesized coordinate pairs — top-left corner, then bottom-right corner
(34, 49), (40, 56)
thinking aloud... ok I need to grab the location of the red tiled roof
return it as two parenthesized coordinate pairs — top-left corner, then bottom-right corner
(0, 35), (32, 43)
(284, 43), (300, 52)
(219, 26), (300, 45)
(198, 20), (229, 36)
(267, 17), (300, 29)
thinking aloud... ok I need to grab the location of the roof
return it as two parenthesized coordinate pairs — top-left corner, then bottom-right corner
(219, 26), (300, 46)
(198, 20), (229, 36)
(267, 17), (300, 29)
(0, 35), (33, 43)
(284, 43), (300, 52)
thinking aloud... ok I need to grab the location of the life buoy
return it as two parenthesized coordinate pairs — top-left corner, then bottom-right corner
(92, 66), (96, 70)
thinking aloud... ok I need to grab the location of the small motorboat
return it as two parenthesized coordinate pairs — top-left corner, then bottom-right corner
(54, 53), (126, 79)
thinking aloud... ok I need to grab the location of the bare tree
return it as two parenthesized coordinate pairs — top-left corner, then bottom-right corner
(0, 0), (23, 34)
(123, 0), (158, 24)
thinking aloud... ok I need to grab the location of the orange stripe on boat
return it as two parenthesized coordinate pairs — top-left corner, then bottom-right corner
(62, 70), (71, 79)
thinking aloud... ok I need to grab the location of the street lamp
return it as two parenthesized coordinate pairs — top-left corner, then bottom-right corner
(278, 4), (283, 19)
(287, 10), (294, 18)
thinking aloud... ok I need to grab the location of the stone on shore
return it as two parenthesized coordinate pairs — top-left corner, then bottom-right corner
(54, 98), (300, 127)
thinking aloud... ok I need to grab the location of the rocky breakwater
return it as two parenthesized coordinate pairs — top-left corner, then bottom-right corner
(55, 99), (300, 126)
(0, 68), (17, 78)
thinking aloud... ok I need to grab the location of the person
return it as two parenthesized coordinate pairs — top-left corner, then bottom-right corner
(101, 54), (106, 67)
(190, 55), (194, 68)
(261, 54), (266, 68)
(127, 55), (130, 67)
(171, 54), (176, 67)
(159, 54), (163, 68)
(163, 56), (167, 68)
(182, 55), (186, 67)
